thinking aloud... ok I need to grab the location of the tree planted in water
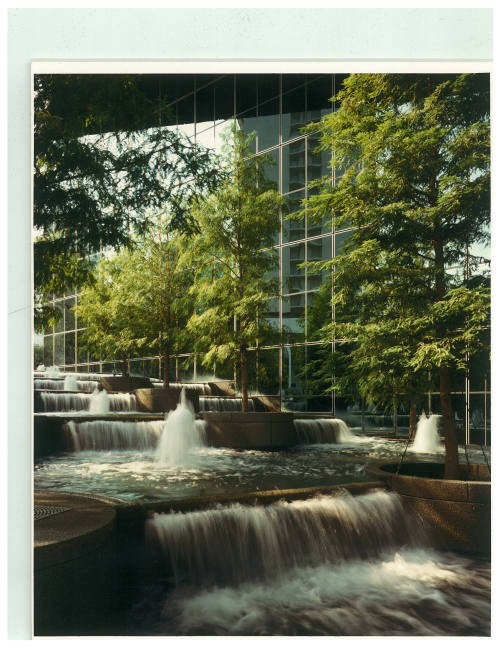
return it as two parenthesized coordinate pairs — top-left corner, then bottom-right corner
(296, 73), (490, 478)
(186, 124), (283, 411)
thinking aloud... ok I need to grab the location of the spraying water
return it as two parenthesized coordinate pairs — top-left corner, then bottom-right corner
(410, 413), (442, 454)
(89, 387), (111, 414)
(63, 374), (78, 391)
(156, 388), (207, 467)
(46, 365), (60, 378)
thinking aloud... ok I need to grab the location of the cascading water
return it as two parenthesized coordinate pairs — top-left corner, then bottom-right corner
(141, 490), (490, 636)
(293, 418), (357, 444)
(147, 490), (424, 586)
(199, 397), (255, 412)
(46, 365), (61, 378)
(39, 389), (137, 412)
(66, 419), (164, 451)
(156, 389), (207, 467)
(410, 413), (442, 453)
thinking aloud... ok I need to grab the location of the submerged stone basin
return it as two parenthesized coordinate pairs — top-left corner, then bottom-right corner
(366, 461), (491, 556)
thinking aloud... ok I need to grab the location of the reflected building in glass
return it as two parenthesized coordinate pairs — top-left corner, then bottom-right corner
(40, 73), (490, 437)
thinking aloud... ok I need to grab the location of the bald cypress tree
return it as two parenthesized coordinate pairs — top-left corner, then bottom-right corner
(301, 73), (490, 478)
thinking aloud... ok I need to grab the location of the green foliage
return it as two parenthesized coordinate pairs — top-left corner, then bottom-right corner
(297, 74), (490, 459)
(76, 229), (193, 380)
(34, 74), (221, 330)
(186, 123), (283, 406)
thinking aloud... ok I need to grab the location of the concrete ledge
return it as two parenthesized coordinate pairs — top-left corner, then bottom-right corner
(100, 375), (152, 392)
(115, 481), (385, 519)
(199, 411), (296, 448)
(34, 491), (118, 636)
(34, 491), (117, 571)
(135, 387), (199, 413)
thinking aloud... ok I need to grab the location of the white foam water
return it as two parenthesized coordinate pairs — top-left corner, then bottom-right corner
(156, 389), (207, 467)
(89, 388), (111, 414)
(410, 414), (443, 454)
(143, 490), (490, 636)
(63, 374), (78, 391)
(156, 549), (489, 636)
(40, 390), (137, 412)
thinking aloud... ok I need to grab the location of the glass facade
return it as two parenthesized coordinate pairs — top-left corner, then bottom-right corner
(41, 73), (490, 435)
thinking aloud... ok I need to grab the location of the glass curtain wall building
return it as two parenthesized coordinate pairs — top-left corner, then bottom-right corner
(41, 73), (490, 438)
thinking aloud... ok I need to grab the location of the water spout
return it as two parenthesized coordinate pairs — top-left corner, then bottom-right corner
(63, 374), (78, 391)
(157, 388), (206, 467)
(89, 387), (111, 414)
(410, 413), (442, 453)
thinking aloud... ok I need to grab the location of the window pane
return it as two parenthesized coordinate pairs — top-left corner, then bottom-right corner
(54, 333), (64, 366)
(54, 302), (64, 333)
(64, 332), (75, 367)
(43, 335), (53, 367)
(236, 74), (257, 116)
(256, 347), (280, 395)
(77, 330), (88, 363)
(282, 140), (306, 194)
(282, 243), (305, 294)
(282, 345), (306, 407)
(64, 297), (75, 331)
(282, 77), (306, 143)
(282, 295), (305, 343)
(307, 236), (332, 290)
(283, 191), (305, 243)
(259, 148), (279, 191)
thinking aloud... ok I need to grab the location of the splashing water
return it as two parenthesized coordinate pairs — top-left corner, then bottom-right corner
(63, 374), (78, 391)
(410, 414), (442, 454)
(156, 388), (207, 467)
(46, 365), (60, 379)
(89, 387), (111, 414)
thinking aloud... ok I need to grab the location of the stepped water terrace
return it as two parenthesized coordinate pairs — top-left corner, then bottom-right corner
(34, 372), (488, 503)
(33, 369), (491, 636)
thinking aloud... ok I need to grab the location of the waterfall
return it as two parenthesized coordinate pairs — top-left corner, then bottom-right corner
(66, 419), (165, 451)
(410, 414), (442, 453)
(199, 397), (255, 412)
(34, 379), (64, 391)
(156, 389), (207, 467)
(40, 390), (137, 412)
(293, 418), (356, 444)
(146, 490), (425, 587)
(154, 382), (213, 395)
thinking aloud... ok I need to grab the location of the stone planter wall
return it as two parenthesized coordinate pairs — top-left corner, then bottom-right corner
(199, 411), (296, 448)
(366, 462), (491, 556)
(100, 376), (152, 392)
(135, 387), (199, 413)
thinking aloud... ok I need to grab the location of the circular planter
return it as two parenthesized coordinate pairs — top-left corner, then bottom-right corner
(366, 461), (490, 556)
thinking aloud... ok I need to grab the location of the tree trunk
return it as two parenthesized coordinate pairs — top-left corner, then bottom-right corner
(121, 358), (129, 376)
(240, 346), (249, 412)
(409, 402), (417, 440)
(440, 365), (459, 479)
(162, 353), (170, 389)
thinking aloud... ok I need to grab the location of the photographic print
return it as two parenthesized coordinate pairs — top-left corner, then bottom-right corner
(31, 65), (491, 637)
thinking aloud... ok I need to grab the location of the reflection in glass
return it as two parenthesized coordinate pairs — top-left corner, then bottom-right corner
(307, 237), (332, 290)
(54, 333), (64, 366)
(77, 330), (88, 363)
(282, 140), (306, 194)
(64, 332), (75, 367)
(43, 335), (53, 367)
(282, 243), (305, 294)
(282, 295), (305, 343)
(256, 347), (280, 395)
(282, 345), (306, 408)
(283, 191), (305, 243)
(64, 297), (75, 331)
(282, 77), (306, 144)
